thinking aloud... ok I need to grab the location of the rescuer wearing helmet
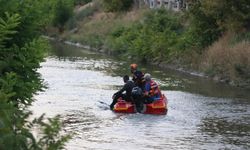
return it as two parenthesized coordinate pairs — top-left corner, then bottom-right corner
(143, 73), (161, 103)
(130, 63), (144, 88)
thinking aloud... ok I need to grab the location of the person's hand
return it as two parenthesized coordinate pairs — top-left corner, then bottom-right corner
(112, 93), (117, 99)
(143, 92), (149, 97)
(110, 104), (114, 110)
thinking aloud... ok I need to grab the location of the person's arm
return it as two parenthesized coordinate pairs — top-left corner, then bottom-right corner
(143, 83), (151, 97)
(114, 83), (127, 96)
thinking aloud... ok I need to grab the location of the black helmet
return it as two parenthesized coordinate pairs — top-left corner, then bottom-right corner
(123, 75), (129, 83)
(132, 86), (142, 97)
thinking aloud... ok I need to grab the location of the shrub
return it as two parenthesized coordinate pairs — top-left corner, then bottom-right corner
(53, 0), (74, 33)
(201, 33), (250, 84)
(106, 9), (183, 62)
(102, 0), (133, 12)
(74, 0), (92, 5)
(0, 1), (71, 149)
(187, 1), (222, 51)
(75, 5), (98, 21)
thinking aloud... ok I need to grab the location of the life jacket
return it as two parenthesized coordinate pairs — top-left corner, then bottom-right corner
(149, 80), (161, 97)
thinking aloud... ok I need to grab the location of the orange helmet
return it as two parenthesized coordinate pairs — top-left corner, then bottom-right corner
(130, 63), (137, 70)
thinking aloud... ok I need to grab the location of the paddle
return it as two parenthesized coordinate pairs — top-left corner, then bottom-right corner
(97, 101), (111, 110)
(98, 100), (110, 106)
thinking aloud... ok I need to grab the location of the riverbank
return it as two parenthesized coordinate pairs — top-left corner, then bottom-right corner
(33, 45), (250, 149)
(43, 35), (207, 78)
(45, 1), (250, 89)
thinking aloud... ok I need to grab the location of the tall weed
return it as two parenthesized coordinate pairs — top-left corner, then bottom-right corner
(201, 33), (250, 84)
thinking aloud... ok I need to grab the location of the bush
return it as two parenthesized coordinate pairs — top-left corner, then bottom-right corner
(187, 1), (222, 51)
(53, 0), (74, 33)
(106, 9), (183, 62)
(231, 31), (250, 44)
(74, 0), (92, 5)
(0, 1), (71, 149)
(102, 0), (133, 12)
(201, 33), (250, 85)
(75, 5), (98, 21)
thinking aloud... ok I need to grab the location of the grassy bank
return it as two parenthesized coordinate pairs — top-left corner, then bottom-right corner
(201, 32), (250, 87)
(48, 1), (250, 88)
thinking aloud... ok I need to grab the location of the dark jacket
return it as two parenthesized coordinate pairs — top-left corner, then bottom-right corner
(115, 80), (136, 98)
(132, 70), (144, 87)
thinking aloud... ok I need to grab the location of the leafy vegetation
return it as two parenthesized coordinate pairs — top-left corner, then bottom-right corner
(58, 0), (250, 87)
(106, 9), (183, 62)
(53, 0), (74, 33)
(102, 0), (134, 12)
(0, 0), (72, 149)
(189, 0), (250, 86)
(74, 0), (92, 5)
(104, 0), (250, 86)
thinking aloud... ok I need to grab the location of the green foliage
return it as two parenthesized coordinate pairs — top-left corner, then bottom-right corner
(74, 0), (92, 5)
(102, 0), (133, 12)
(201, 0), (250, 31)
(1, 38), (48, 106)
(0, 108), (71, 150)
(187, 1), (221, 51)
(106, 9), (183, 62)
(34, 115), (72, 150)
(105, 25), (136, 54)
(53, 0), (74, 32)
(75, 5), (97, 21)
(0, 0), (57, 47)
(0, 1), (71, 149)
(81, 34), (103, 49)
(186, 0), (250, 50)
(0, 12), (20, 48)
(66, 1), (99, 30)
(231, 31), (250, 44)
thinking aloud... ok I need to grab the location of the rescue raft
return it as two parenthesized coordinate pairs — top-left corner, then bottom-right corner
(113, 94), (168, 115)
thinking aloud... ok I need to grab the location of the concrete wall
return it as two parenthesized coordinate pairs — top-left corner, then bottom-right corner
(142, 0), (188, 11)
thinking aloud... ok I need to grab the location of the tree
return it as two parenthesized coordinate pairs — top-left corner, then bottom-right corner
(187, 0), (221, 50)
(185, 0), (250, 51)
(103, 0), (134, 12)
(0, 0), (71, 149)
(201, 0), (250, 31)
(73, 0), (92, 5)
(53, 0), (74, 33)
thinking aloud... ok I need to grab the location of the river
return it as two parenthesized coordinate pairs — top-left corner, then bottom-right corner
(31, 42), (250, 150)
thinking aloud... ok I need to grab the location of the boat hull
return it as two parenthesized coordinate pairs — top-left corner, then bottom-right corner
(113, 95), (168, 115)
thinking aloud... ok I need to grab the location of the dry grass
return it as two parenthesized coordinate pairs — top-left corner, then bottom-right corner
(66, 7), (147, 48)
(74, 2), (94, 13)
(80, 8), (146, 32)
(201, 32), (250, 82)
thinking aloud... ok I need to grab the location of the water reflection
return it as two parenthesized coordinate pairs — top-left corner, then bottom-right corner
(50, 42), (250, 100)
(31, 42), (250, 150)
(199, 117), (250, 149)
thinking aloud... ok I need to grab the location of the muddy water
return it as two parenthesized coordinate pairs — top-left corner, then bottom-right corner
(32, 43), (250, 150)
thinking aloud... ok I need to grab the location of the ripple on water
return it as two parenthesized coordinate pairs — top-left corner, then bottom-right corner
(32, 55), (250, 150)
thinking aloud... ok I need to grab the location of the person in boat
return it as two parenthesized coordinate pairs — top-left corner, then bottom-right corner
(131, 86), (144, 112)
(142, 73), (161, 104)
(110, 75), (136, 110)
(130, 63), (144, 89)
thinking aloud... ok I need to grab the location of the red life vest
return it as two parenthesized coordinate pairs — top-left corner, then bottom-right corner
(149, 80), (161, 96)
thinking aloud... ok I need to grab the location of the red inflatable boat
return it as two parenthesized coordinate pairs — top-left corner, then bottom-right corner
(113, 94), (168, 115)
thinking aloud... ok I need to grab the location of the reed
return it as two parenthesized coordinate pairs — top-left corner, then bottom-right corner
(201, 32), (250, 85)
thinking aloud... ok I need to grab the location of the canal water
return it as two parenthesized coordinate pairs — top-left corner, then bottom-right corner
(31, 43), (250, 150)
